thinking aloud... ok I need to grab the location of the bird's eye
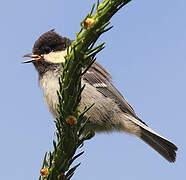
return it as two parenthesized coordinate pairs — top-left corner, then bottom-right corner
(44, 47), (52, 54)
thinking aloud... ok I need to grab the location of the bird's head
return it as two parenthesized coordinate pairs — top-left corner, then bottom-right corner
(23, 29), (70, 65)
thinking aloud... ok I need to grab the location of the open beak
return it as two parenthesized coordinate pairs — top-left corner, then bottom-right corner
(22, 53), (43, 64)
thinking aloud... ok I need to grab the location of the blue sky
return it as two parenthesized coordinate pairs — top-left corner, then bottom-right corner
(0, 0), (185, 179)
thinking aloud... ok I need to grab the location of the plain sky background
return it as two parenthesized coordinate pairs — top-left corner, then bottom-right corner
(0, 0), (185, 179)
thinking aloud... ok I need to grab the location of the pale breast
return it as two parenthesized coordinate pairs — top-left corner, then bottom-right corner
(39, 71), (59, 117)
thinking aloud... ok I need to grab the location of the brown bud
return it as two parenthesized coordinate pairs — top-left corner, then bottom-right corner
(83, 18), (94, 29)
(66, 116), (77, 125)
(40, 168), (48, 177)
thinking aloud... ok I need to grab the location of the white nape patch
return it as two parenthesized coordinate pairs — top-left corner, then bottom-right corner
(43, 49), (68, 63)
(93, 83), (107, 88)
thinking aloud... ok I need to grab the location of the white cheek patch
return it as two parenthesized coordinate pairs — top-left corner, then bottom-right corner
(43, 49), (68, 63)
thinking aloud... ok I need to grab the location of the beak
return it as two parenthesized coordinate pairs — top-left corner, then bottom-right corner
(22, 53), (43, 64)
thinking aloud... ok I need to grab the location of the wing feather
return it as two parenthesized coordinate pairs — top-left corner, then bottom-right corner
(83, 62), (141, 119)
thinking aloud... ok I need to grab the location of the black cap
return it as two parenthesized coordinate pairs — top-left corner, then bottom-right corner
(32, 29), (69, 55)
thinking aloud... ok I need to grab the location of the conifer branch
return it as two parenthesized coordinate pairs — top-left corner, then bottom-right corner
(39, 0), (131, 179)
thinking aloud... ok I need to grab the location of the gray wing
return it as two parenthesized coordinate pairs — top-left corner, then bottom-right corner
(83, 61), (138, 118)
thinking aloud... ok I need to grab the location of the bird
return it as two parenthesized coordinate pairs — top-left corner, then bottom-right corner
(23, 29), (178, 163)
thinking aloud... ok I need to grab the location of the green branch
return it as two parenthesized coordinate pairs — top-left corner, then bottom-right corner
(39, 0), (131, 179)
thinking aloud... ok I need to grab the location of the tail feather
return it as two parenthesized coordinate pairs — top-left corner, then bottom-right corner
(140, 128), (178, 163)
(124, 115), (178, 162)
